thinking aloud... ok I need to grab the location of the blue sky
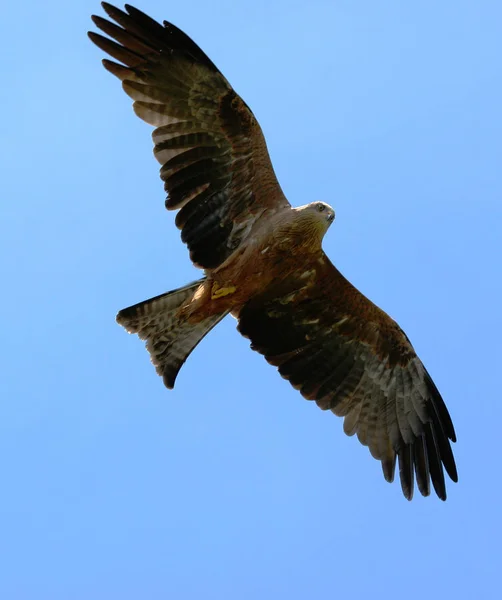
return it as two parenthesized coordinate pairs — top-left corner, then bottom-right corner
(1, 0), (501, 597)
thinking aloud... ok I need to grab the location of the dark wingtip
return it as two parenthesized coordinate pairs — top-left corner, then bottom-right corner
(162, 366), (178, 390)
(116, 305), (135, 323)
(444, 457), (458, 483)
(398, 446), (415, 501)
(124, 3), (156, 22)
(381, 455), (396, 483)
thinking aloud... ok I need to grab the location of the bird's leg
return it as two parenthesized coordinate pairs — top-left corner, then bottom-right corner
(211, 281), (237, 299)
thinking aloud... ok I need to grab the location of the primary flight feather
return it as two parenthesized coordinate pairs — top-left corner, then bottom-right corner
(89, 3), (458, 500)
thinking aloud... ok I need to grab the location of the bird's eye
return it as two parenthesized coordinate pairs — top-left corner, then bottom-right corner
(317, 204), (325, 212)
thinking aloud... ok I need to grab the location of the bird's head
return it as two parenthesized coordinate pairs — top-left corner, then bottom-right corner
(288, 201), (335, 251)
(295, 201), (335, 231)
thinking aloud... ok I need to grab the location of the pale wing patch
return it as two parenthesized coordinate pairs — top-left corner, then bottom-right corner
(133, 101), (177, 126)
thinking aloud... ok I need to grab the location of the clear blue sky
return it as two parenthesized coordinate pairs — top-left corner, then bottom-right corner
(1, 1), (501, 598)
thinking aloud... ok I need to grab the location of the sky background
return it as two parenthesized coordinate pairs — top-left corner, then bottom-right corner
(1, 0), (501, 598)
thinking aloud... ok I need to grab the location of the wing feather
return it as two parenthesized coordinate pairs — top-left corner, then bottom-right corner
(237, 253), (457, 500)
(89, 3), (289, 270)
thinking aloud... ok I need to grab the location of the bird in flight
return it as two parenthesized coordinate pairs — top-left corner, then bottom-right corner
(89, 3), (458, 500)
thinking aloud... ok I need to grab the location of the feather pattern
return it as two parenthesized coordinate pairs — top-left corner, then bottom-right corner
(237, 253), (458, 500)
(89, 3), (289, 270)
(116, 279), (229, 388)
(89, 4), (458, 501)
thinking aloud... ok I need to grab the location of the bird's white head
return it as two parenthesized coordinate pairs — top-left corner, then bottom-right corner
(295, 201), (335, 229)
(289, 201), (335, 250)
(310, 201), (335, 225)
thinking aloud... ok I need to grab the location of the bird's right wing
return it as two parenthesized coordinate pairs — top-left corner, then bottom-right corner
(89, 3), (290, 270)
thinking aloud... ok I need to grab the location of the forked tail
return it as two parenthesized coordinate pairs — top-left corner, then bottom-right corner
(116, 278), (228, 388)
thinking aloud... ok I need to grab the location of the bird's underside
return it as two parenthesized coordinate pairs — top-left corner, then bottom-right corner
(89, 2), (458, 500)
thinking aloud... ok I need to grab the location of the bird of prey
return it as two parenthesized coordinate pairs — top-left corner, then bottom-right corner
(89, 3), (458, 500)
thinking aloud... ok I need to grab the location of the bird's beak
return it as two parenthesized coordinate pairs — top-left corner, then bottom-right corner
(327, 213), (335, 224)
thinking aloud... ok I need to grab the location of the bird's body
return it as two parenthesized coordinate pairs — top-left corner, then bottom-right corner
(184, 203), (335, 318)
(89, 2), (458, 500)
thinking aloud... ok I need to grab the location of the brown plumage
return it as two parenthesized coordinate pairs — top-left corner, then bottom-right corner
(89, 3), (458, 500)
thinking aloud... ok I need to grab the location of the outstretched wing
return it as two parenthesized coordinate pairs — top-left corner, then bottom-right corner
(237, 254), (458, 500)
(89, 3), (289, 270)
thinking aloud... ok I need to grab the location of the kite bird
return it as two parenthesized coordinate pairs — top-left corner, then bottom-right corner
(89, 3), (458, 500)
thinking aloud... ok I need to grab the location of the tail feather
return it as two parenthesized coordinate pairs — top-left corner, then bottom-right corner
(117, 279), (228, 388)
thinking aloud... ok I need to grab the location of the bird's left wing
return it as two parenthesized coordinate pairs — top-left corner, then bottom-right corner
(237, 254), (457, 500)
